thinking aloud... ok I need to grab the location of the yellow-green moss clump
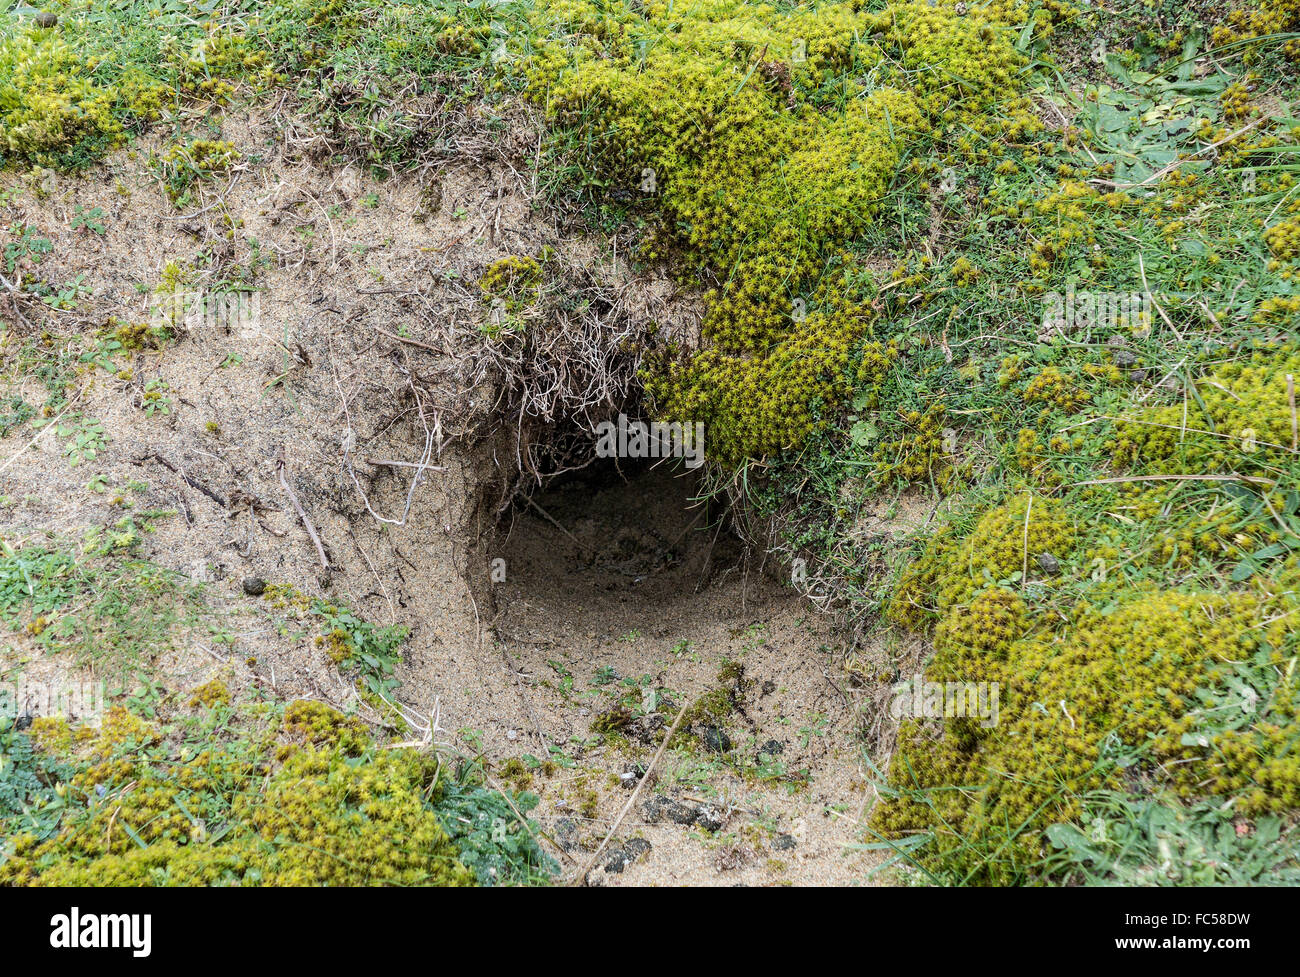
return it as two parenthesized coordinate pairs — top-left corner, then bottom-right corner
(523, 0), (1034, 465)
(1021, 365), (1090, 413)
(890, 493), (1076, 631)
(480, 255), (541, 301)
(187, 679), (231, 709)
(872, 402), (966, 492)
(880, 460), (1300, 882)
(167, 137), (240, 172)
(158, 137), (242, 204)
(0, 31), (120, 165)
(1211, 0), (1300, 61)
(0, 16), (282, 170)
(875, 587), (1293, 883)
(1264, 202), (1300, 276)
(479, 255), (544, 333)
(0, 703), (474, 886)
(1112, 345), (1300, 475)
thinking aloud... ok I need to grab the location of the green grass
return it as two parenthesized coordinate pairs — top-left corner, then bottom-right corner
(0, 524), (207, 676)
(1044, 787), (1300, 886)
(0, 0), (530, 173)
(0, 709), (72, 843)
(0, 534), (554, 886)
(0, 697), (554, 886)
(2, 0), (1299, 886)
(735, 4), (1300, 883)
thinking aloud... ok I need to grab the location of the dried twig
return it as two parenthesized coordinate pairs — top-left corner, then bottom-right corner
(276, 446), (330, 570)
(1288, 373), (1297, 453)
(343, 376), (440, 527)
(372, 324), (441, 353)
(572, 700), (692, 886)
(523, 494), (588, 557)
(0, 272), (32, 329)
(145, 452), (228, 508)
(499, 645), (551, 755)
(0, 399), (75, 476)
(1066, 473), (1276, 489)
(1021, 493), (1032, 589)
(348, 527), (395, 623)
(363, 457), (448, 472)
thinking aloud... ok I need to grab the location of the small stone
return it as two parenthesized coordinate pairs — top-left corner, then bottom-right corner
(604, 848), (629, 873)
(15, 713), (33, 731)
(1129, 368), (1150, 383)
(34, 12), (58, 29)
(641, 795), (697, 826)
(604, 837), (652, 874)
(640, 796), (669, 823)
(667, 801), (699, 826)
(772, 833), (796, 851)
(694, 804), (726, 833)
(700, 725), (732, 753)
(758, 739), (784, 756)
(506, 729), (517, 741)
(1036, 552), (1060, 575)
(241, 577), (266, 596)
(554, 818), (577, 851)
(1112, 350), (1137, 368)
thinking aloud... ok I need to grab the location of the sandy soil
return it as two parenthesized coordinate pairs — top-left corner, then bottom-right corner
(0, 105), (899, 886)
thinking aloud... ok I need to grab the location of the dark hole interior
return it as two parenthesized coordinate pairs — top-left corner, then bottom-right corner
(493, 457), (742, 607)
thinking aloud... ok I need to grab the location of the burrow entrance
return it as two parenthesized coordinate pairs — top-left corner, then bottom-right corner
(489, 459), (747, 638)
(465, 431), (872, 886)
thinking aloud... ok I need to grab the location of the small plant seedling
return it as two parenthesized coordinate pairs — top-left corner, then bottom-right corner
(141, 379), (172, 417)
(70, 206), (107, 235)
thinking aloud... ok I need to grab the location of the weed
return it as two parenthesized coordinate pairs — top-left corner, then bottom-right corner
(69, 205), (106, 235)
(2, 223), (51, 271)
(31, 413), (107, 467)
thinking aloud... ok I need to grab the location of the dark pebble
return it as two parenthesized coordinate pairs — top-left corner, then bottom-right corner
(700, 725), (732, 753)
(667, 801), (699, 826)
(34, 12), (58, 28)
(604, 837), (652, 874)
(695, 804), (725, 833)
(641, 795), (698, 826)
(1036, 552), (1060, 575)
(773, 833), (796, 851)
(242, 577), (266, 596)
(554, 817), (577, 851)
(758, 739), (784, 756)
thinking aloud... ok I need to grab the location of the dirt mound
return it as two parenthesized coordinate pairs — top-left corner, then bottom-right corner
(0, 103), (886, 886)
